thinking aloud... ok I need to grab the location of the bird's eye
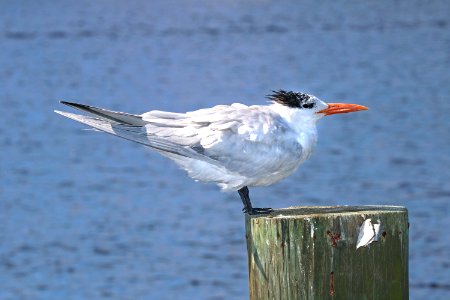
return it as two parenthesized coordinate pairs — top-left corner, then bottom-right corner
(302, 103), (314, 109)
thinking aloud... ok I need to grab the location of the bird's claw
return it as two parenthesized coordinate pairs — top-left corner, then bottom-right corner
(243, 207), (273, 215)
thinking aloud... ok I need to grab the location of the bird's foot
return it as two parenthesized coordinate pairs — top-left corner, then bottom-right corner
(244, 207), (273, 215)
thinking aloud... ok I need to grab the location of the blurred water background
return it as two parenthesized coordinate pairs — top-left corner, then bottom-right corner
(1, 0), (449, 299)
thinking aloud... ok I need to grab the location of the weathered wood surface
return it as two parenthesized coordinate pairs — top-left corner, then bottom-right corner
(245, 206), (408, 300)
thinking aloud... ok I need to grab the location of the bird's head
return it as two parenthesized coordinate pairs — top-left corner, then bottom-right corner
(267, 90), (368, 120)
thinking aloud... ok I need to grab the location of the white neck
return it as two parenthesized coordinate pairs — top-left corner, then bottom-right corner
(269, 103), (319, 158)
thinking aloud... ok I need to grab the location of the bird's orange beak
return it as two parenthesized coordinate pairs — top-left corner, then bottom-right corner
(318, 103), (368, 116)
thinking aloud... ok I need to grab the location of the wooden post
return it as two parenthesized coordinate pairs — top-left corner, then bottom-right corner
(245, 206), (408, 300)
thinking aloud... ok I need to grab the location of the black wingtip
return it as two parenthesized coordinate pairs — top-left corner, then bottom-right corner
(60, 100), (74, 105)
(60, 101), (92, 109)
(60, 100), (77, 106)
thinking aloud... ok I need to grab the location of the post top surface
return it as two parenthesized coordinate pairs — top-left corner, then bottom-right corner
(247, 205), (407, 219)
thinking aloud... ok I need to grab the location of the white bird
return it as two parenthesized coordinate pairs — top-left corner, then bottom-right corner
(55, 90), (368, 214)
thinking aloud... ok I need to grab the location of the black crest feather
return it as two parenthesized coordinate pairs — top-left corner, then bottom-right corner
(267, 90), (311, 108)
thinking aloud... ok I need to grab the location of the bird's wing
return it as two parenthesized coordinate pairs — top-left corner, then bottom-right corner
(139, 104), (245, 147)
(54, 109), (220, 165)
(142, 104), (303, 178)
(60, 101), (149, 126)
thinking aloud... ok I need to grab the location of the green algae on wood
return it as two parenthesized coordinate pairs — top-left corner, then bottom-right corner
(245, 206), (409, 300)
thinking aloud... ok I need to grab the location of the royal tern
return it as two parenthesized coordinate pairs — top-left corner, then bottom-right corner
(55, 90), (368, 215)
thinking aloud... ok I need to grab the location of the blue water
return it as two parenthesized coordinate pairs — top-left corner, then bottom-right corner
(1, 1), (449, 299)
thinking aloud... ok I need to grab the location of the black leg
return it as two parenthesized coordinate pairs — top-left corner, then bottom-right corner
(238, 186), (272, 215)
(238, 186), (252, 213)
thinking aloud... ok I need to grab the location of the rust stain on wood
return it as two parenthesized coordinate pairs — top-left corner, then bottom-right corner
(329, 271), (335, 297)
